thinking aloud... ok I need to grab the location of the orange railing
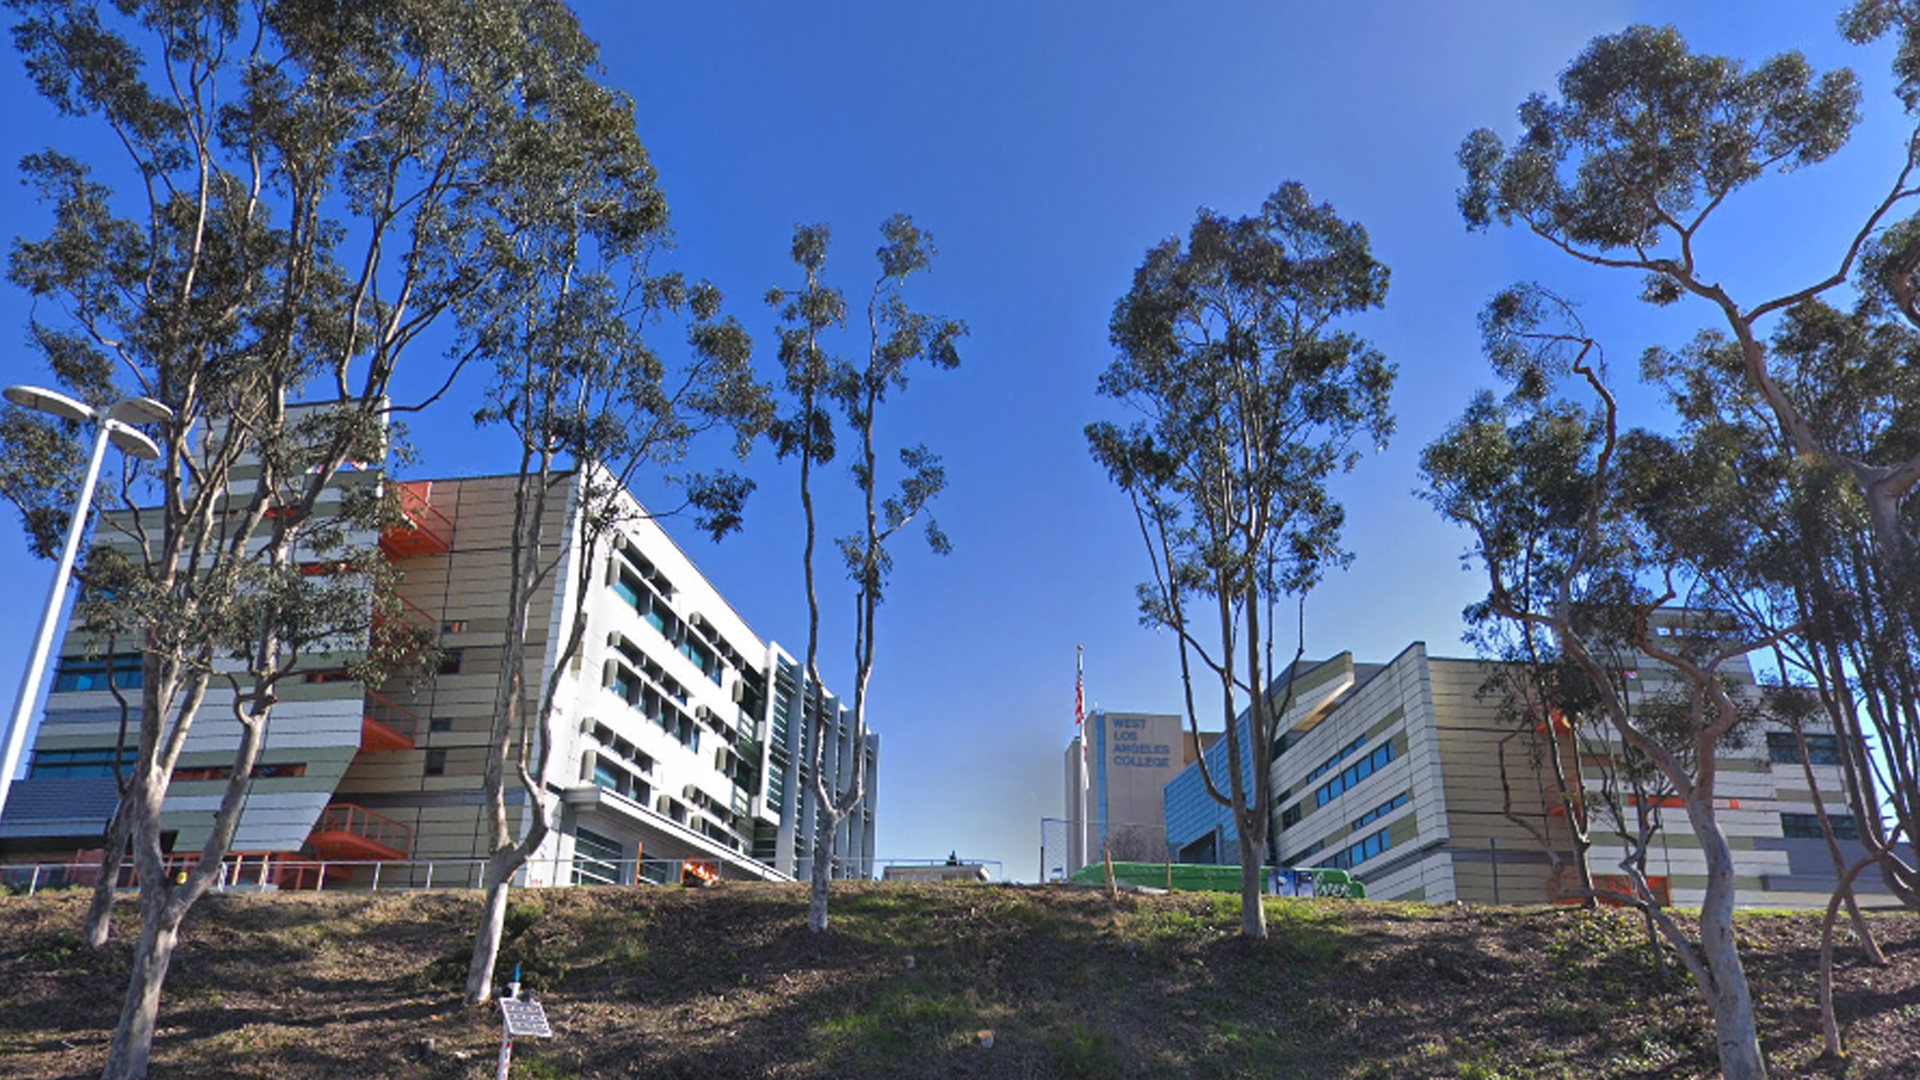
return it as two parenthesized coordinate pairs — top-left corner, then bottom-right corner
(362, 690), (419, 751)
(379, 481), (452, 559)
(312, 803), (412, 859)
(370, 593), (437, 657)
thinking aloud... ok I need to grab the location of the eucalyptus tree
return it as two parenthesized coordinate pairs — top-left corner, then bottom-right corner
(454, 87), (769, 1002)
(1086, 183), (1394, 939)
(1458, 16), (1920, 909)
(1633, 318), (1899, 1053)
(768, 217), (963, 933)
(1422, 285), (1793, 1080)
(1, 1), (666, 1075)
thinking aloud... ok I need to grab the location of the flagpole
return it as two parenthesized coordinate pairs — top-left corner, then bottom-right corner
(1076, 645), (1087, 875)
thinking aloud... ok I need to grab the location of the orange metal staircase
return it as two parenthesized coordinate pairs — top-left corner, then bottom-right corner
(379, 481), (452, 559)
(305, 802), (411, 863)
(361, 691), (420, 752)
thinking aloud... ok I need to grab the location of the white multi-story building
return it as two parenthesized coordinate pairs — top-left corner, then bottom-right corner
(0, 464), (879, 888)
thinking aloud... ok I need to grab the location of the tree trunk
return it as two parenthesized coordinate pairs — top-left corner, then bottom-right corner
(1694, 809), (1768, 1080)
(808, 817), (839, 934)
(1236, 824), (1267, 939)
(100, 892), (183, 1080)
(84, 806), (130, 949)
(464, 855), (516, 1005)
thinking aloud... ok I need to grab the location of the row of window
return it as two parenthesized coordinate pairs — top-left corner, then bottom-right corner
(1781, 812), (1859, 840)
(1352, 791), (1409, 831)
(1305, 735), (1368, 784)
(586, 752), (652, 806)
(1315, 740), (1397, 808)
(29, 747), (129, 778)
(1766, 732), (1842, 767)
(605, 661), (702, 752)
(34, 748), (311, 782)
(173, 763), (307, 782)
(52, 653), (144, 693)
(1323, 827), (1391, 872)
(611, 567), (724, 687)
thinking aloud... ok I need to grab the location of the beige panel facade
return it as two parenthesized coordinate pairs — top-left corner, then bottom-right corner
(1238, 636), (1899, 909)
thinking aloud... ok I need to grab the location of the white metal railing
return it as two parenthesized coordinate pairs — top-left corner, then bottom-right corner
(1, 854), (1006, 897)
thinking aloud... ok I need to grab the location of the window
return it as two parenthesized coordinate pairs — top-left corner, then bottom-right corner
(424, 749), (448, 776)
(1324, 827), (1391, 871)
(571, 827), (626, 886)
(1306, 736), (1368, 783)
(611, 574), (642, 610)
(1280, 802), (1302, 831)
(28, 747), (126, 778)
(440, 620), (467, 635)
(1767, 732), (1842, 767)
(172, 762), (308, 782)
(429, 718), (453, 734)
(1352, 792), (1409, 831)
(52, 653), (144, 693)
(304, 668), (353, 684)
(682, 639), (719, 682)
(1315, 740), (1397, 807)
(1782, 812), (1858, 841)
(437, 649), (465, 676)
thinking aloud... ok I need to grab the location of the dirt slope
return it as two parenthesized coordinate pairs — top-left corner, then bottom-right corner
(0, 884), (1915, 1079)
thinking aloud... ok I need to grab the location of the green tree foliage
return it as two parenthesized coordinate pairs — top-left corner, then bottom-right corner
(1457, 4), (1919, 948)
(767, 217), (962, 933)
(455, 87), (770, 1003)
(1, 1), (665, 1075)
(1086, 182), (1394, 940)
(1422, 285), (1802, 1080)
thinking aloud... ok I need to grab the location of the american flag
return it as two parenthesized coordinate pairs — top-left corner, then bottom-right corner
(1075, 646), (1086, 773)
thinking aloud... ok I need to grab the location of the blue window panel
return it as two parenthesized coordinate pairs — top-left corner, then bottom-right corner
(1314, 740), (1396, 808)
(52, 653), (144, 693)
(1352, 792), (1409, 831)
(611, 579), (641, 609)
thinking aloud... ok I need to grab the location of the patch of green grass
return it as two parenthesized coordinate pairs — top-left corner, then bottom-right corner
(816, 983), (984, 1068)
(1199, 1019), (1299, 1079)
(1130, 894), (1241, 943)
(27, 928), (81, 965)
(511, 1056), (577, 1080)
(1263, 900), (1350, 972)
(1538, 990), (1601, 1031)
(1546, 910), (1676, 997)
(830, 889), (946, 949)
(423, 900), (566, 993)
(1048, 1020), (1122, 1079)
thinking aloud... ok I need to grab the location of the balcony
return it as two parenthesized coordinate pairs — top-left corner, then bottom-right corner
(370, 593), (437, 658)
(379, 481), (452, 559)
(306, 803), (410, 862)
(361, 691), (419, 752)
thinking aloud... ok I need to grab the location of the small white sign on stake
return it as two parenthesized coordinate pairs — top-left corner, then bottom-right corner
(496, 995), (553, 1080)
(500, 998), (552, 1039)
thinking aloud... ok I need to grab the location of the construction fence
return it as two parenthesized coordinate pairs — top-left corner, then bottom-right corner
(1038, 818), (1367, 898)
(1, 853), (1006, 897)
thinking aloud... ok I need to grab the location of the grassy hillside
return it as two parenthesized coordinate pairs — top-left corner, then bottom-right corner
(0, 884), (1915, 1079)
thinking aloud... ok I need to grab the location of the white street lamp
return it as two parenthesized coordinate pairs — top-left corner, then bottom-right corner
(0, 385), (172, 827)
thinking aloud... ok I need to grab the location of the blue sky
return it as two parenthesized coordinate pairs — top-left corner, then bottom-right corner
(0, 2), (1909, 880)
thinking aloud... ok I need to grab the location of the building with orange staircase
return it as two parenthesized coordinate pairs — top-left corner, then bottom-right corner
(0, 459), (878, 890)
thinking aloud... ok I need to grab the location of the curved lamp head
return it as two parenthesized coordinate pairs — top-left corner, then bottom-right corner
(108, 397), (173, 426)
(106, 424), (163, 461)
(4, 384), (95, 424)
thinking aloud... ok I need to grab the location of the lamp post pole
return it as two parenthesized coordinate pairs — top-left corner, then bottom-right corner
(0, 387), (168, 827)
